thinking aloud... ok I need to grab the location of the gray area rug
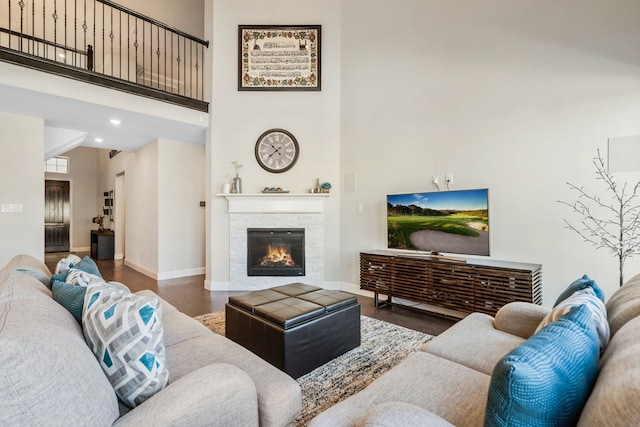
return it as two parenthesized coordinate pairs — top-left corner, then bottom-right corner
(195, 312), (432, 426)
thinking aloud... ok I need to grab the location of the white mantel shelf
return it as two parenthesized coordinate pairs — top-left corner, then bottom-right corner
(217, 193), (330, 213)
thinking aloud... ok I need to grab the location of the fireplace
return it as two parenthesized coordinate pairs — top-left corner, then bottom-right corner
(247, 228), (305, 277)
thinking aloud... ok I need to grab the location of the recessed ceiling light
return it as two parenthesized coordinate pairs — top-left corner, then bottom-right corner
(110, 119), (121, 125)
(94, 137), (104, 143)
(58, 53), (65, 59)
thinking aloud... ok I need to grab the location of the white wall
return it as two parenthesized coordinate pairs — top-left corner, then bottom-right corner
(123, 141), (159, 275)
(340, 0), (640, 305)
(98, 140), (205, 279)
(157, 139), (206, 279)
(119, 0), (205, 39)
(208, 0), (341, 288)
(46, 147), (99, 251)
(0, 113), (44, 264)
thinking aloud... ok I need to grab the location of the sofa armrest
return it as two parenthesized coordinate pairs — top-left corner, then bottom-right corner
(114, 363), (258, 427)
(356, 402), (454, 427)
(494, 302), (551, 339)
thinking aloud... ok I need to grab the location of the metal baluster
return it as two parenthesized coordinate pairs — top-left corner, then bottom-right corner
(177, 35), (180, 96)
(42, 0), (45, 58)
(170, 32), (173, 93)
(64, 0), (67, 63)
(183, 36), (186, 96)
(134, 18), (138, 82)
(74, 0), (77, 66)
(19, 0), (25, 52)
(156, 26), (159, 90)
(8, 0), (11, 50)
(53, 0), (57, 62)
(31, 0), (35, 55)
(163, 28), (167, 91)
(109, 6), (113, 76)
(142, 20), (145, 86)
(82, 0), (86, 64)
(126, 13), (129, 81)
(101, 1), (104, 74)
(92, 0), (95, 71)
(118, 10), (121, 78)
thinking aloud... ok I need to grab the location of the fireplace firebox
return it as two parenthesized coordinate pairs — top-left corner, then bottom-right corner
(247, 228), (305, 276)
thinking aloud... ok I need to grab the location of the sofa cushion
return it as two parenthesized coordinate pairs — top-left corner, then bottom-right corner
(578, 315), (640, 426)
(493, 301), (551, 339)
(485, 305), (600, 427)
(554, 274), (604, 306)
(310, 351), (490, 427)
(356, 401), (454, 427)
(164, 332), (302, 427)
(606, 273), (640, 337)
(83, 282), (169, 408)
(422, 312), (525, 375)
(2, 254), (52, 287)
(0, 269), (119, 426)
(536, 286), (609, 352)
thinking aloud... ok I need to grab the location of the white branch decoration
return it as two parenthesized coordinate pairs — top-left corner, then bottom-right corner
(559, 149), (640, 287)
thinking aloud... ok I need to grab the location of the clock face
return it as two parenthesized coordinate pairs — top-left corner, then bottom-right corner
(255, 128), (299, 173)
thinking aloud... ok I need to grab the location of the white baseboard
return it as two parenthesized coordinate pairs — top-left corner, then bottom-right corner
(157, 267), (205, 281)
(71, 246), (90, 253)
(125, 260), (205, 281)
(124, 259), (157, 279)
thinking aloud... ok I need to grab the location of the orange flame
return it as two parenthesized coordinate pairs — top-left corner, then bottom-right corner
(260, 245), (295, 267)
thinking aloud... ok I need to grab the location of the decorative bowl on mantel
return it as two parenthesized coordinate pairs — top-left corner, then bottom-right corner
(262, 187), (290, 194)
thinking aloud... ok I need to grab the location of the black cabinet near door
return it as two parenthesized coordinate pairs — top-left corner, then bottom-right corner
(90, 230), (114, 260)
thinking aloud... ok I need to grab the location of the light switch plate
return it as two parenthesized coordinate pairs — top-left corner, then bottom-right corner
(1, 203), (24, 213)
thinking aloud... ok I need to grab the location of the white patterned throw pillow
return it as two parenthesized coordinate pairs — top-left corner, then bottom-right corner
(66, 268), (103, 286)
(82, 282), (169, 407)
(54, 254), (82, 274)
(536, 286), (609, 352)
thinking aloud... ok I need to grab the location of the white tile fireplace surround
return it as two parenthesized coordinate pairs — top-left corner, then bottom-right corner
(222, 193), (329, 290)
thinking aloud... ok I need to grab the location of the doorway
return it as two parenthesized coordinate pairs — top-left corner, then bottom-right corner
(44, 180), (70, 252)
(115, 173), (125, 259)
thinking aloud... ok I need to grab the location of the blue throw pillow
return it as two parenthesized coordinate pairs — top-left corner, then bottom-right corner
(50, 271), (69, 287)
(554, 274), (604, 306)
(74, 256), (103, 278)
(51, 279), (87, 324)
(485, 304), (600, 427)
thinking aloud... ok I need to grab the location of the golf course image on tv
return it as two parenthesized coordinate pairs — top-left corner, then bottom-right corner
(387, 188), (489, 256)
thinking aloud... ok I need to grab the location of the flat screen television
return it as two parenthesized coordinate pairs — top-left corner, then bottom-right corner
(387, 188), (490, 256)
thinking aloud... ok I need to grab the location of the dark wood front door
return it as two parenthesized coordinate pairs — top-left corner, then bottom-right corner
(45, 180), (70, 253)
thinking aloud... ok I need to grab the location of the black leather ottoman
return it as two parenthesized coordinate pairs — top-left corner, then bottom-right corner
(225, 283), (361, 378)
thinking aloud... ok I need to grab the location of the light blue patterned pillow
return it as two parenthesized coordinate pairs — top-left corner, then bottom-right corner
(485, 305), (600, 427)
(74, 256), (103, 278)
(82, 282), (169, 408)
(52, 279), (86, 324)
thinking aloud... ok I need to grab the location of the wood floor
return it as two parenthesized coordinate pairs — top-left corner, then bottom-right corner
(45, 253), (457, 336)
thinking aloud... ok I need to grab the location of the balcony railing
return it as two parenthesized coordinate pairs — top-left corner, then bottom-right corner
(0, 0), (209, 111)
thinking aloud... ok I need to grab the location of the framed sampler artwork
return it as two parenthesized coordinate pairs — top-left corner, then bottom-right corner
(238, 25), (321, 91)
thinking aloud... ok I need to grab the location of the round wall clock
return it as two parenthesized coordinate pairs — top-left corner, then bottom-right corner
(255, 128), (299, 173)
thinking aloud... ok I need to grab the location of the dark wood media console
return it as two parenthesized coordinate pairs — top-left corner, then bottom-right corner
(360, 250), (542, 317)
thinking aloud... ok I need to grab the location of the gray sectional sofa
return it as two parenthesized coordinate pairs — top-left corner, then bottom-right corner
(0, 255), (301, 427)
(311, 274), (640, 426)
